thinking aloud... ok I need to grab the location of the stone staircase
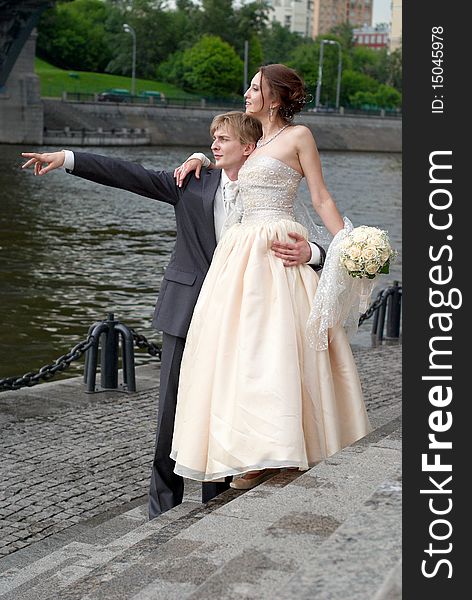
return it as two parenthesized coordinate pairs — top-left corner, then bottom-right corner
(0, 405), (401, 599)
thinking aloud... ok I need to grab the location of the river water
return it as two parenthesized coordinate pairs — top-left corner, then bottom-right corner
(0, 144), (401, 379)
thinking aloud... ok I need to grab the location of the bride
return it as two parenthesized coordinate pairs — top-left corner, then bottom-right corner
(170, 64), (372, 489)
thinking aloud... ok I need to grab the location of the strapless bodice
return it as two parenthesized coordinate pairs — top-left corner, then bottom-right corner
(237, 156), (303, 225)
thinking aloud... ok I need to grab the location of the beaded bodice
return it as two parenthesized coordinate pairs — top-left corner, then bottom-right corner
(237, 156), (303, 224)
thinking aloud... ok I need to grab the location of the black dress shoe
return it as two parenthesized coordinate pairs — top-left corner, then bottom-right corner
(201, 476), (232, 503)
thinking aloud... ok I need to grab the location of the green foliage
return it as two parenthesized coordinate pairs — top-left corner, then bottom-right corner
(341, 70), (379, 105)
(156, 50), (186, 87)
(198, 0), (236, 44)
(343, 72), (401, 108)
(105, 3), (198, 80)
(287, 42), (320, 88)
(351, 46), (389, 84)
(37, 0), (119, 72)
(327, 22), (355, 51)
(260, 21), (305, 65)
(387, 47), (402, 91)
(374, 84), (402, 108)
(181, 35), (244, 96)
(247, 35), (263, 83)
(36, 0), (402, 103)
(288, 37), (351, 106)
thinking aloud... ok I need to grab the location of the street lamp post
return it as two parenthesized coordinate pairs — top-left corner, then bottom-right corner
(243, 40), (249, 94)
(314, 40), (324, 110)
(315, 39), (342, 111)
(123, 23), (136, 97)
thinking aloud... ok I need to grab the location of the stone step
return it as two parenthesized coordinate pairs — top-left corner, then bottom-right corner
(372, 559), (402, 600)
(276, 471), (402, 599)
(0, 478), (294, 599)
(0, 411), (401, 599)
(179, 417), (401, 600)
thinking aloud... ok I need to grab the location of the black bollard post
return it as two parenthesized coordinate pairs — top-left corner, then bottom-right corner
(84, 321), (109, 392)
(83, 314), (137, 393)
(376, 290), (388, 341)
(101, 313), (119, 389)
(115, 323), (136, 392)
(371, 305), (380, 336)
(386, 281), (402, 339)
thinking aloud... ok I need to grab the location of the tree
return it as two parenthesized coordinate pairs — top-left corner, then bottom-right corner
(287, 41), (319, 89)
(246, 34), (264, 82)
(105, 2), (198, 79)
(328, 22), (354, 51)
(374, 84), (402, 108)
(156, 50), (186, 87)
(260, 21), (305, 65)
(37, 0), (119, 72)
(340, 70), (379, 105)
(181, 35), (244, 96)
(197, 0), (236, 46)
(351, 46), (389, 84)
(288, 37), (351, 106)
(387, 47), (402, 91)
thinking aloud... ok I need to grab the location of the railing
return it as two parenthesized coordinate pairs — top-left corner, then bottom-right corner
(43, 126), (150, 140)
(60, 92), (244, 110)
(0, 284), (401, 394)
(56, 91), (402, 118)
(0, 315), (160, 394)
(358, 281), (402, 341)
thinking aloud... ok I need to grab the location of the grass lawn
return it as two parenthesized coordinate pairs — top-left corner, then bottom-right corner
(35, 58), (196, 99)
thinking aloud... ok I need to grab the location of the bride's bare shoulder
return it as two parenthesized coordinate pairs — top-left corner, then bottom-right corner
(288, 124), (314, 140)
(288, 124), (317, 148)
(290, 124), (312, 134)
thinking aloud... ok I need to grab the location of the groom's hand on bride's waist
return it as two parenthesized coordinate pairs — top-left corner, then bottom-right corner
(271, 232), (318, 268)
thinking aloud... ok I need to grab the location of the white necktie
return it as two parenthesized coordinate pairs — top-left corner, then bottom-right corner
(223, 180), (239, 215)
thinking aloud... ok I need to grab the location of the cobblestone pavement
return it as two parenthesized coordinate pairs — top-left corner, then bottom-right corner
(0, 343), (401, 558)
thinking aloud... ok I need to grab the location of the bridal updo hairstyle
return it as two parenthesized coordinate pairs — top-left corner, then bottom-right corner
(259, 64), (308, 123)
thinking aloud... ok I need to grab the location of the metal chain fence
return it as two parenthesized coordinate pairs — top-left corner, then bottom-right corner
(1, 284), (401, 393)
(0, 330), (161, 393)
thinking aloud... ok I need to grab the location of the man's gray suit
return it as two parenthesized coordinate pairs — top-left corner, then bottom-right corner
(69, 151), (326, 519)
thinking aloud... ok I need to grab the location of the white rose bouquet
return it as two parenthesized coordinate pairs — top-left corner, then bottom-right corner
(340, 226), (395, 279)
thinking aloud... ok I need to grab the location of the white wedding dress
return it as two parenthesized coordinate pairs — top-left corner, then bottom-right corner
(170, 156), (371, 481)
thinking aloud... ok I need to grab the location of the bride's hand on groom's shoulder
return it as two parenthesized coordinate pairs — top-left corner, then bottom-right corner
(174, 157), (203, 187)
(174, 152), (213, 187)
(21, 151), (65, 176)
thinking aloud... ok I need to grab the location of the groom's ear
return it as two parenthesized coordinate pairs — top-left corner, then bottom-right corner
(244, 143), (256, 156)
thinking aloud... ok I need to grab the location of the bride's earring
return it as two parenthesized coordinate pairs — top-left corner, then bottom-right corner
(269, 105), (274, 120)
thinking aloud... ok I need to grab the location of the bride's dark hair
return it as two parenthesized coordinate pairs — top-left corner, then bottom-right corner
(259, 64), (308, 123)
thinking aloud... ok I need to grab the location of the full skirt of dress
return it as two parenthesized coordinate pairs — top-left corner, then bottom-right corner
(170, 219), (372, 481)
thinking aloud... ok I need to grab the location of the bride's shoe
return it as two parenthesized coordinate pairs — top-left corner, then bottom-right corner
(230, 468), (281, 490)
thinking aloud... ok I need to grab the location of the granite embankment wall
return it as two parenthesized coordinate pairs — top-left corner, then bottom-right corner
(43, 99), (402, 152)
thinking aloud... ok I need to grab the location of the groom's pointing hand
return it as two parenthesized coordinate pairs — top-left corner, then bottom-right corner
(21, 151), (65, 176)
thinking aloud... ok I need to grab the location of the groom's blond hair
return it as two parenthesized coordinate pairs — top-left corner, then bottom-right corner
(210, 111), (262, 146)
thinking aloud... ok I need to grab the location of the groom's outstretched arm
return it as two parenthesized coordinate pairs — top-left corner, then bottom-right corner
(22, 150), (180, 206)
(71, 151), (180, 205)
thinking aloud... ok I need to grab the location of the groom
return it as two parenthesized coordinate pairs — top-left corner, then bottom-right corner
(22, 111), (325, 519)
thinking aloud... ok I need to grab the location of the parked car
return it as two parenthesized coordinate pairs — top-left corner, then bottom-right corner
(137, 90), (166, 103)
(97, 89), (131, 102)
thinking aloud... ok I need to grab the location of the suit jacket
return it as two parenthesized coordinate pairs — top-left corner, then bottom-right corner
(70, 151), (325, 339)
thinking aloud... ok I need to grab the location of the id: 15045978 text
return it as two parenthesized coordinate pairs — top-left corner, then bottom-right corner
(431, 26), (445, 114)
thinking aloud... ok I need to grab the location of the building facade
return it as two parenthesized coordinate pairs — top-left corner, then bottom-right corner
(311, 0), (373, 38)
(353, 25), (389, 50)
(270, 0), (314, 38)
(389, 0), (402, 51)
